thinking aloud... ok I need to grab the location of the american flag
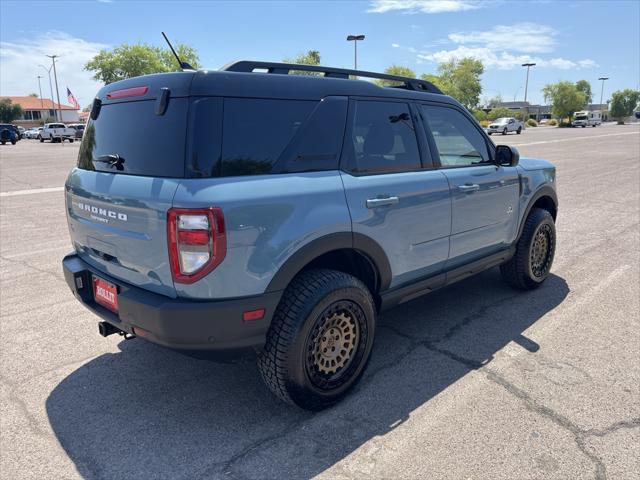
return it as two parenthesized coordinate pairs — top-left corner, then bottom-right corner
(67, 87), (80, 110)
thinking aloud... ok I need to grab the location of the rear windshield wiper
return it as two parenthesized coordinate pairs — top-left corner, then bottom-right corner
(94, 154), (125, 171)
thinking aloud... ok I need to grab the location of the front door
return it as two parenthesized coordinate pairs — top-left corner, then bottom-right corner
(420, 104), (520, 269)
(340, 99), (451, 289)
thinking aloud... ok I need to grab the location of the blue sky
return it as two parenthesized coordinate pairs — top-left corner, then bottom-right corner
(1, 0), (638, 107)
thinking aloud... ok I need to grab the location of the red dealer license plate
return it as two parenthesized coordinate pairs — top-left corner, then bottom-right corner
(93, 276), (119, 313)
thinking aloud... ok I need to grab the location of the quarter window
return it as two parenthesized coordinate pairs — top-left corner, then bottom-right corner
(421, 105), (490, 167)
(221, 98), (315, 176)
(345, 101), (421, 174)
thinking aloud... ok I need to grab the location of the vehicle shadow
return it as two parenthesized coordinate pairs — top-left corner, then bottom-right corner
(46, 269), (569, 479)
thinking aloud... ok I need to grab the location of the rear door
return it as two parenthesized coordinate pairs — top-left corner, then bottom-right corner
(420, 104), (520, 268)
(340, 99), (451, 289)
(66, 82), (191, 298)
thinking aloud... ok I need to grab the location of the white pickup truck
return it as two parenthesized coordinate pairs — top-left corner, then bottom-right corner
(39, 123), (76, 143)
(487, 117), (524, 135)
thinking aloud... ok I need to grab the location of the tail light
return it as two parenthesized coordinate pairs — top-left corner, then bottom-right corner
(167, 207), (226, 284)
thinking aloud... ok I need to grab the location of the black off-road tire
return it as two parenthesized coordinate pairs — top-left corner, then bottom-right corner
(500, 208), (556, 290)
(258, 269), (376, 410)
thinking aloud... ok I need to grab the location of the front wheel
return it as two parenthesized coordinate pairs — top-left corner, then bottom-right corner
(39, 136), (44, 143)
(500, 208), (556, 290)
(258, 269), (376, 410)
(502, 128), (507, 135)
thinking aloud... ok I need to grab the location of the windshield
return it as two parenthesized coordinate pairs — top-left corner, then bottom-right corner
(575, 115), (588, 120)
(494, 118), (509, 124)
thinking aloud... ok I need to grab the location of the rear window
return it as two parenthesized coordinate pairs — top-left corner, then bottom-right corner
(77, 99), (188, 177)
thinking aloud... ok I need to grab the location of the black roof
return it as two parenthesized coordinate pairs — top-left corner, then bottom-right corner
(96, 61), (457, 106)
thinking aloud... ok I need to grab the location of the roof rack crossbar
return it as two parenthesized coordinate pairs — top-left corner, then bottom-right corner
(221, 60), (442, 94)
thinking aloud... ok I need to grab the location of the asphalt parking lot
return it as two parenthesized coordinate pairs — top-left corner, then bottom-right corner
(1, 124), (639, 479)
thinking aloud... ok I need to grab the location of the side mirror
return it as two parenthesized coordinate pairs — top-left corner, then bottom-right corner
(495, 145), (520, 167)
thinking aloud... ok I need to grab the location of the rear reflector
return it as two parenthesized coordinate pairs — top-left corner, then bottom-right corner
(106, 86), (149, 100)
(243, 309), (265, 321)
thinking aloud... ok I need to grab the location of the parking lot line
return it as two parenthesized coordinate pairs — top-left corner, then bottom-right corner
(515, 131), (639, 147)
(0, 186), (64, 197)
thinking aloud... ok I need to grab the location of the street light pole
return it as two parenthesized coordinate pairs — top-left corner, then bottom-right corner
(346, 35), (365, 70)
(46, 55), (62, 122)
(522, 62), (536, 123)
(38, 64), (55, 121)
(37, 75), (44, 110)
(598, 76), (609, 120)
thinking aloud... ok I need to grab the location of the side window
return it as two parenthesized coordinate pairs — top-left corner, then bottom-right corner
(345, 101), (421, 175)
(221, 98), (315, 176)
(421, 105), (490, 167)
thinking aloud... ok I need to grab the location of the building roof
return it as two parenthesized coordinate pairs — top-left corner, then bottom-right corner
(0, 96), (77, 111)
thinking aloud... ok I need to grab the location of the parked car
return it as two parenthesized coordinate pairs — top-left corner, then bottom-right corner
(23, 128), (39, 139)
(63, 61), (558, 410)
(0, 124), (18, 145)
(40, 123), (75, 142)
(487, 117), (524, 135)
(17, 126), (25, 138)
(68, 123), (86, 139)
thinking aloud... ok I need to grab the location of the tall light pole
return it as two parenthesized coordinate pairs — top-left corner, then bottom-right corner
(522, 62), (536, 122)
(38, 64), (55, 120)
(598, 77), (609, 119)
(46, 54), (62, 122)
(36, 75), (44, 110)
(346, 34), (365, 70)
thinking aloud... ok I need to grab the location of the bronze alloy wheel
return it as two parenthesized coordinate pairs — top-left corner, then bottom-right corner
(305, 300), (368, 391)
(530, 223), (554, 278)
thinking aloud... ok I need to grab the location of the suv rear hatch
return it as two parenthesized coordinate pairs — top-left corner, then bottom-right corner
(65, 73), (194, 298)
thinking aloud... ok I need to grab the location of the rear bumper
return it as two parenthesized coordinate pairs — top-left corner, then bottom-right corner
(62, 253), (281, 352)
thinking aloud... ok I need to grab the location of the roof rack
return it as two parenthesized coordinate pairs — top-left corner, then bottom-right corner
(221, 60), (443, 94)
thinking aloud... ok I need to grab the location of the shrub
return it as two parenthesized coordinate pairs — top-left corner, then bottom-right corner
(526, 119), (538, 127)
(480, 120), (491, 128)
(547, 119), (558, 126)
(472, 109), (487, 122)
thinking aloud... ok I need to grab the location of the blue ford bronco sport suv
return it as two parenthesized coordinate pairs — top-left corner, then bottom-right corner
(63, 61), (557, 410)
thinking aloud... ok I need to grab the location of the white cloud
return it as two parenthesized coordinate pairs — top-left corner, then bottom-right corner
(0, 31), (107, 108)
(415, 22), (598, 71)
(417, 45), (598, 70)
(391, 43), (401, 48)
(368, 0), (488, 14)
(448, 23), (556, 53)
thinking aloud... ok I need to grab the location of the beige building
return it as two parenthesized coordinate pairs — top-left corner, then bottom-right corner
(1, 96), (79, 126)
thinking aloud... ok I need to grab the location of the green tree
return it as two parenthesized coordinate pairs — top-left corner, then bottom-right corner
(609, 89), (640, 124)
(85, 43), (200, 84)
(542, 81), (586, 124)
(421, 58), (484, 110)
(487, 107), (516, 121)
(0, 98), (23, 122)
(575, 80), (593, 105)
(284, 50), (322, 75)
(374, 65), (416, 86)
(486, 94), (503, 107)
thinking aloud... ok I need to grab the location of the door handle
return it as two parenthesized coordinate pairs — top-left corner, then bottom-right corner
(458, 183), (480, 193)
(366, 196), (399, 208)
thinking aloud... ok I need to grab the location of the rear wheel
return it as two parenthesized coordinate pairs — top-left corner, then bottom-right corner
(39, 136), (44, 143)
(500, 208), (556, 290)
(258, 269), (376, 410)
(517, 127), (522, 134)
(502, 128), (507, 135)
